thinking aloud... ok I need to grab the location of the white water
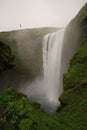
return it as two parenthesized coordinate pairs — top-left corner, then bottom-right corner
(41, 29), (65, 112)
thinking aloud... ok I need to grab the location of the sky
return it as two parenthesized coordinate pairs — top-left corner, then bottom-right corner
(0, 0), (87, 31)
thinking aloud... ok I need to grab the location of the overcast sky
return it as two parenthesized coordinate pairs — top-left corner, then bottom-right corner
(0, 0), (87, 31)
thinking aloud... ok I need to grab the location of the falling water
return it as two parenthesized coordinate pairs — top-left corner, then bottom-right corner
(42, 29), (65, 113)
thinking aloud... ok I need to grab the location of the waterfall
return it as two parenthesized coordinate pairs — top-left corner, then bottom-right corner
(19, 29), (65, 114)
(41, 29), (65, 113)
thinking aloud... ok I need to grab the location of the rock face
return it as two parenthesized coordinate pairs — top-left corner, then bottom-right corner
(0, 41), (15, 73)
(59, 3), (87, 128)
(63, 3), (87, 90)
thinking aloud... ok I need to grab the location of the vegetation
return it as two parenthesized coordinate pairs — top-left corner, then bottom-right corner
(0, 41), (15, 73)
(0, 85), (87, 130)
(63, 40), (87, 90)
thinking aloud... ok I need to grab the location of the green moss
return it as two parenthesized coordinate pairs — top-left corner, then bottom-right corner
(64, 40), (87, 90)
(60, 83), (87, 105)
(59, 3), (87, 130)
(70, 40), (87, 64)
(0, 118), (15, 130)
(0, 86), (87, 130)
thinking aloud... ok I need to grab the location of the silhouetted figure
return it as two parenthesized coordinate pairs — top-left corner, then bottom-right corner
(20, 24), (22, 28)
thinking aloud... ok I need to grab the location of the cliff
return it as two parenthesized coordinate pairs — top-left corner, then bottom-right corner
(59, 2), (87, 129)
(0, 27), (58, 89)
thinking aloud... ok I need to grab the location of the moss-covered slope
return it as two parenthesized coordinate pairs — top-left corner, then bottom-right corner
(59, 3), (87, 129)
(63, 3), (87, 90)
(0, 86), (87, 130)
(63, 40), (87, 90)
